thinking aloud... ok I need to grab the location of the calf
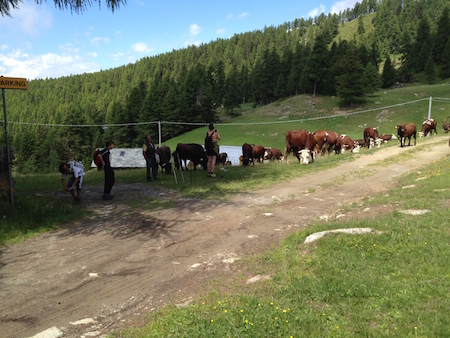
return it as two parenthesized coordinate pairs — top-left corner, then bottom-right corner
(395, 123), (416, 147)
(216, 152), (228, 166)
(378, 134), (396, 143)
(285, 130), (317, 165)
(420, 119), (437, 137)
(156, 145), (172, 174)
(172, 143), (207, 171)
(264, 148), (283, 161)
(242, 143), (253, 166)
(252, 145), (266, 163)
(336, 134), (355, 153)
(364, 127), (379, 148)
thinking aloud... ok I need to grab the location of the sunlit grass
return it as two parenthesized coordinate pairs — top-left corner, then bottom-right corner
(112, 157), (449, 337)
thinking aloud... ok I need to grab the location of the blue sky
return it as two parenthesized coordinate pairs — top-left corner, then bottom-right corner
(0, 0), (358, 80)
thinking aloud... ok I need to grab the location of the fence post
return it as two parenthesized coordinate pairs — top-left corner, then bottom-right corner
(428, 97), (432, 120)
(158, 121), (162, 147)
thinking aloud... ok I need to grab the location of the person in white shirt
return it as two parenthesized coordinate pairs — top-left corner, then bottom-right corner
(59, 160), (85, 202)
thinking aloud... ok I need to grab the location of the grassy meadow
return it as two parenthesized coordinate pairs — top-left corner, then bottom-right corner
(112, 155), (449, 338)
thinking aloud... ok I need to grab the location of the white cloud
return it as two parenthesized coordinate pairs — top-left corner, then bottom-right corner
(0, 45), (99, 80)
(91, 37), (110, 46)
(236, 12), (249, 20)
(132, 42), (152, 53)
(189, 24), (202, 36)
(226, 14), (233, 20)
(0, 2), (52, 36)
(86, 52), (98, 58)
(331, 1), (358, 14)
(308, 4), (326, 18)
(216, 28), (226, 36)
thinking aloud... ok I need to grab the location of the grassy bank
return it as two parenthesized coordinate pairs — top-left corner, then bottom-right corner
(113, 156), (449, 338)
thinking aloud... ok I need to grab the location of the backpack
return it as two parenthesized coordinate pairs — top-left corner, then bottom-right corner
(93, 149), (103, 170)
(205, 131), (214, 152)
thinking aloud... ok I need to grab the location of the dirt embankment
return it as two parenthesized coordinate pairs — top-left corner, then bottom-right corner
(0, 137), (448, 338)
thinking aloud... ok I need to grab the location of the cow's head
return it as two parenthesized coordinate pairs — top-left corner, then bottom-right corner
(299, 149), (311, 164)
(352, 145), (361, 153)
(418, 131), (425, 138)
(375, 138), (383, 148)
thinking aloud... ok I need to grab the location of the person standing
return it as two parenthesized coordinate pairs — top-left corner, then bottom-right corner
(143, 134), (158, 181)
(97, 140), (115, 200)
(59, 160), (85, 202)
(205, 122), (220, 177)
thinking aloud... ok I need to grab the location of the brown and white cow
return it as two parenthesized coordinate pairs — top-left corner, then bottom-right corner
(395, 123), (416, 147)
(285, 130), (317, 165)
(420, 119), (437, 137)
(156, 145), (172, 174)
(336, 134), (357, 153)
(264, 148), (283, 161)
(443, 122), (450, 133)
(252, 145), (266, 163)
(242, 143), (253, 166)
(216, 152), (228, 166)
(313, 130), (339, 156)
(363, 127), (379, 148)
(378, 134), (396, 143)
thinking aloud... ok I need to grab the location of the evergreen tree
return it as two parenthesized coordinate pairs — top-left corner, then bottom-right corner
(440, 38), (450, 79)
(414, 16), (432, 72)
(424, 55), (436, 84)
(335, 42), (366, 106)
(381, 55), (397, 88)
(363, 61), (381, 95)
(304, 33), (329, 97)
(432, 6), (450, 65)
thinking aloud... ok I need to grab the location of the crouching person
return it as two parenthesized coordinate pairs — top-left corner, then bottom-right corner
(59, 160), (85, 202)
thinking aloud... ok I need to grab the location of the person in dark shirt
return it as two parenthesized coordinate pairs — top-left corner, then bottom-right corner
(143, 134), (158, 181)
(96, 140), (115, 200)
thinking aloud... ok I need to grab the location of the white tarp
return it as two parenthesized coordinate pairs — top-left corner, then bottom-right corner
(91, 148), (146, 168)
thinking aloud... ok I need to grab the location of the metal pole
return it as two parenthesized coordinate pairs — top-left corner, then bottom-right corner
(2, 88), (14, 206)
(428, 97), (432, 120)
(158, 121), (162, 147)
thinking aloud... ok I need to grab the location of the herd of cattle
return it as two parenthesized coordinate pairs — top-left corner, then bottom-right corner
(154, 118), (448, 173)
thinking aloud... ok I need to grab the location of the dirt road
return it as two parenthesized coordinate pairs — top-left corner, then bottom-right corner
(1, 137), (448, 338)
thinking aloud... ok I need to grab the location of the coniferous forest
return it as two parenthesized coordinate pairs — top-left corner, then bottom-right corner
(1, 0), (449, 173)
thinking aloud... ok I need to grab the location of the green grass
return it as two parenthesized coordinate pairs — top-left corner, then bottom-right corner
(112, 156), (450, 338)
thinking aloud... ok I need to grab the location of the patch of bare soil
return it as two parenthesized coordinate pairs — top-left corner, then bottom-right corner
(0, 137), (448, 338)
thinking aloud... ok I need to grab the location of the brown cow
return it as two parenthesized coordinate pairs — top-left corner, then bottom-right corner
(379, 134), (396, 142)
(396, 123), (416, 147)
(312, 130), (339, 155)
(252, 145), (266, 163)
(336, 134), (355, 153)
(443, 122), (450, 133)
(364, 127), (379, 148)
(156, 145), (172, 174)
(264, 148), (283, 161)
(285, 130), (317, 165)
(421, 119), (437, 137)
(242, 143), (253, 166)
(353, 139), (366, 148)
(216, 152), (228, 166)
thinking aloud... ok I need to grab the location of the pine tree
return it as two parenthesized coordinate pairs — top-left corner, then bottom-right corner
(381, 55), (397, 88)
(363, 61), (381, 95)
(440, 38), (450, 79)
(335, 42), (366, 106)
(424, 55), (436, 84)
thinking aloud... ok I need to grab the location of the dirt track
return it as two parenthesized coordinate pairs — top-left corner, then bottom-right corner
(0, 137), (448, 338)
